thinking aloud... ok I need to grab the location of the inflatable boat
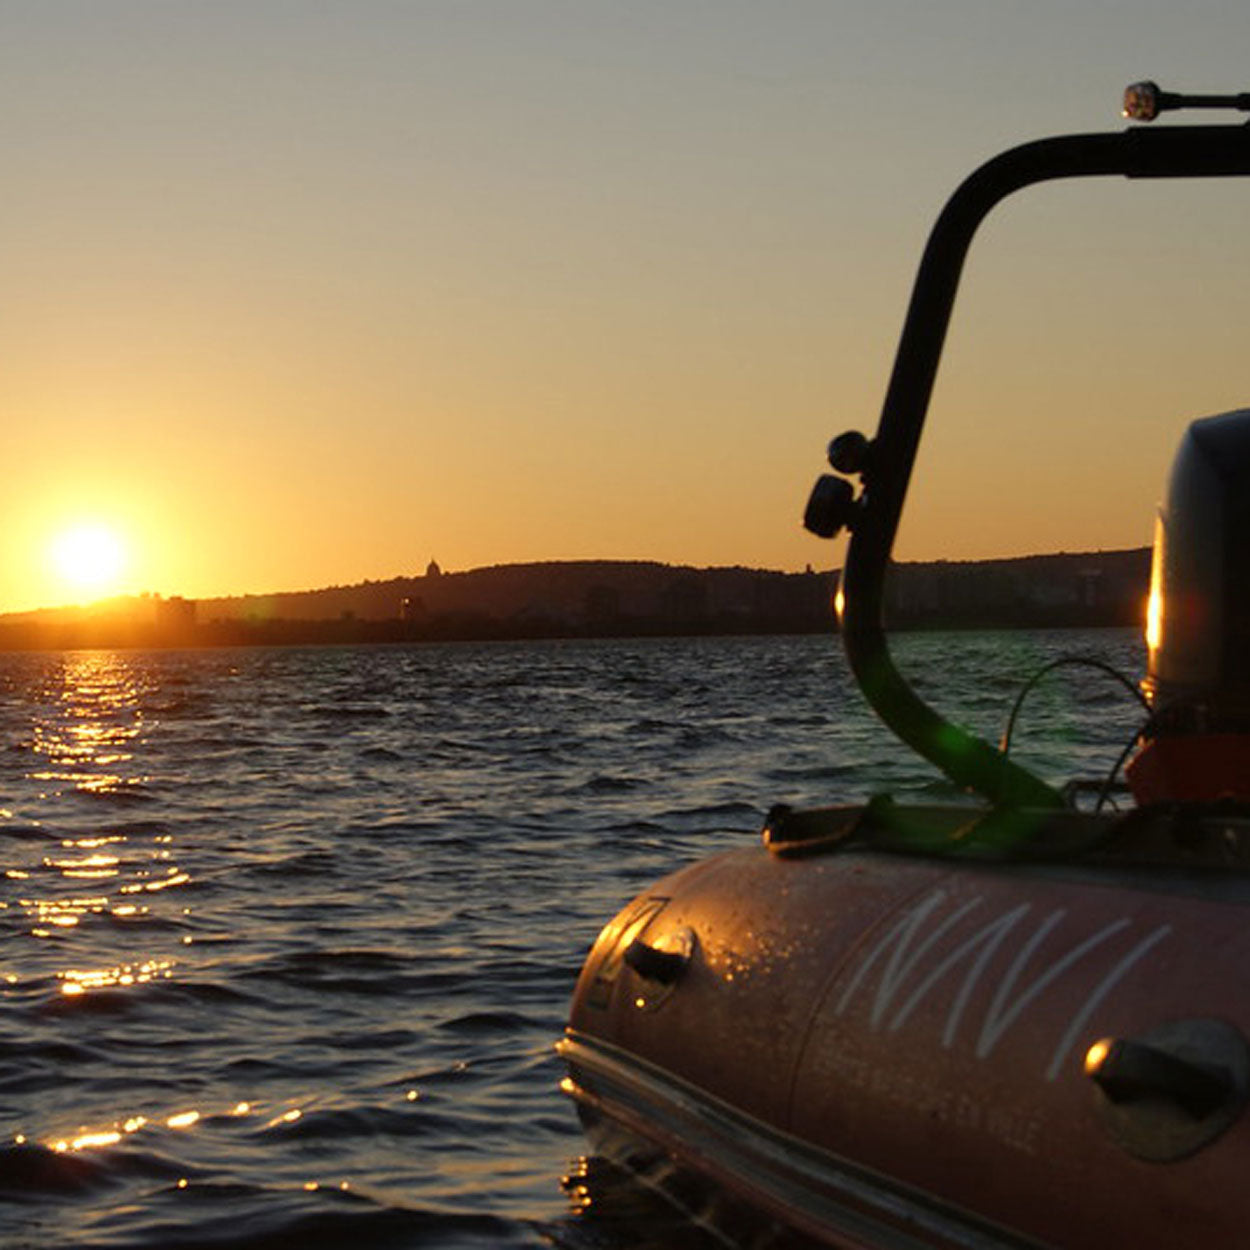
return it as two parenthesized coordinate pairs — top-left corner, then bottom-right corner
(559, 84), (1250, 1248)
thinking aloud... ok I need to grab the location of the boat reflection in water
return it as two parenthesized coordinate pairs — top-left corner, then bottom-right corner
(561, 84), (1250, 1249)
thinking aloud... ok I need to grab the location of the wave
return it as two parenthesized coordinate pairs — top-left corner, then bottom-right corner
(0, 630), (1144, 1250)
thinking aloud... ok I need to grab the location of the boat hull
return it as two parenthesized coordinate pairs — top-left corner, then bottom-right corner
(561, 826), (1250, 1247)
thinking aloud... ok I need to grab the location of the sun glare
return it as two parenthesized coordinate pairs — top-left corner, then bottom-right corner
(48, 524), (127, 598)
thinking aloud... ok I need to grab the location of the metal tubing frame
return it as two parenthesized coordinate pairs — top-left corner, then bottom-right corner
(839, 122), (1250, 809)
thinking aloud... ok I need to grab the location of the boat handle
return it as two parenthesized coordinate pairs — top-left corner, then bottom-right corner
(1086, 1035), (1236, 1118)
(623, 938), (689, 985)
(1083, 1018), (1248, 1161)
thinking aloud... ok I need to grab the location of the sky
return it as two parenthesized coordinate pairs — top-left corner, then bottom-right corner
(2, 1), (1249, 613)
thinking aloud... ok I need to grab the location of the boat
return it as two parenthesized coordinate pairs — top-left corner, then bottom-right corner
(558, 83), (1250, 1248)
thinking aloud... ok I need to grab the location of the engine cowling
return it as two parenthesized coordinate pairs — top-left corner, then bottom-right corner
(1129, 407), (1250, 803)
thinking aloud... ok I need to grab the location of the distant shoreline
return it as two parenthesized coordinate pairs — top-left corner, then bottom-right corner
(0, 614), (1144, 655)
(0, 550), (1149, 653)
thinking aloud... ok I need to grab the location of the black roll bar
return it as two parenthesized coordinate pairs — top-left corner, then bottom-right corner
(839, 120), (1250, 809)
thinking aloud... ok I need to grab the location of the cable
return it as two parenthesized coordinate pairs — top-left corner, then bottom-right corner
(995, 655), (1150, 810)
(1094, 711), (1161, 814)
(999, 655), (1150, 761)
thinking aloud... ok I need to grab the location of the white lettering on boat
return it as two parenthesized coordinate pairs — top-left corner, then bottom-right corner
(835, 889), (1172, 1079)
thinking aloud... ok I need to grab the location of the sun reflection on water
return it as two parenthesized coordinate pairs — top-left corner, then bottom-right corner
(5, 651), (193, 996)
(59, 958), (176, 995)
(26, 653), (147, 799)
(38, 1098), (258, 1156)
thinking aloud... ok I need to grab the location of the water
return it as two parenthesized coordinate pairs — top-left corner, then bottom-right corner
(0, 628), (1145, 1248)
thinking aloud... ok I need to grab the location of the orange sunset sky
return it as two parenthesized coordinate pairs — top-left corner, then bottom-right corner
(3, 2), (1249, 615)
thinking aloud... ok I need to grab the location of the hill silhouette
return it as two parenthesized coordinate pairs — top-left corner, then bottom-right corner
(0, 550), (1149, 652)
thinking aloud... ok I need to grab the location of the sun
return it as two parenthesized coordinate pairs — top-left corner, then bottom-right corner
(48, 523), (128, 598)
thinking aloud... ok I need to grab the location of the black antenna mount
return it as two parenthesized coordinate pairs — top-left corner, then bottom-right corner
(1124, 81), (1250, 122)
(808, 85), (1250, 809)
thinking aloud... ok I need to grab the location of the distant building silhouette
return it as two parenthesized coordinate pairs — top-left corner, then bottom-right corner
(154, 596), (196, 632)
(21, 549), (1139, 652)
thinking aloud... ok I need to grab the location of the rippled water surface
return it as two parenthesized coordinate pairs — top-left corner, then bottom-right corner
(0, 629), (1145, 1247)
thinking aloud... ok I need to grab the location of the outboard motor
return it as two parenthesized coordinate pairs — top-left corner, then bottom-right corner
(1128, 408), (1250, 803)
